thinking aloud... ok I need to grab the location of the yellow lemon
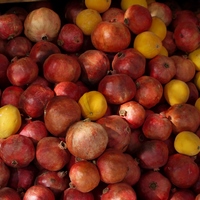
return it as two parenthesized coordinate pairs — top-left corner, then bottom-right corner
(133, 31), (162, 59)
(174, 131), (200, 156)
(85, 0), (112, 13)
(158, 45), (168, 56)
(75, 8), (102, 35)
(148, 16), (167, 41)
(121, 0), (148, 11)
(188, 47), (200, 71)
(195, 98), (200, 112)
(194, 71), (200, 91)
(164, 79), (190, 106)
(78, 91), (108, 121)
(0, 104), (22, 139)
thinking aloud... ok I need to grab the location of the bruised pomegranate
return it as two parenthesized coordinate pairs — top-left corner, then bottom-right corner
(101, 182), (137, 200)
(23, 185), (55, 200)
(0, 14), (23, 40)
(0, 134), (35, 168)
(66, 120), (108, 160)
(96, 148), (128, 184)
(97, 115), (131, 152)
(69, 160), (100, 193)
(44, 96), (81, 137)
(136, 139), (169, 169)
(164, 153), (199, 188)
(36, 136), (71, 171)
(35, 170), (69, 196)
(63, 188), (94, 200)
(24, 7), (61, 42)
(136, 171), (171, 200)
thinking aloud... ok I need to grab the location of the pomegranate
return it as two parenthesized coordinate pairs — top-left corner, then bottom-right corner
(23, 185), (55, 200)
(96, 115), (131, 152)
(69, 160), (100, 193)
(62, 188), (94, 200)
(0, 158), (10, 188)
(44, 96), (81, 137)
(24, 7), (61, 42)
(19, 84), (55, 119)
(164, 153), (199, 188)
(169, 189), (196, 200)
(0, 134), (35, 168)
(136, 171), (171, 200)
(102, 7), (125, 23)
(96, 148), (128, 184)
(5, 36), (32, 59)
(0, 14), (23, 40)
(0, 53), (10, 88)
(65, 120), (108, 160)
(101, 182), (137, 200)
(6, 6), (28, 22)
(136, 139), (169, 169)
(6, 57), (39, 87)
(36, 136), (71, 171)
(35, 170), (69, 196)
(98, 73), (136, 105)
(0, 187), (21, 200)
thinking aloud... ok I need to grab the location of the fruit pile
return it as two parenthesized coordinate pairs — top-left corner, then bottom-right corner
(0, 0), (200, 199)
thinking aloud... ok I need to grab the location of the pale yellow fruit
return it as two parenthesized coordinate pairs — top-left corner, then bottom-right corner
(121, 0), (148, 11)
(194, 71), (200, 91)
(78, 91), (108, 121)
(164, 79), (190, 106)
(188, 47), (200, 71)
(0, 104), (22, 139)
(174, 131), (200, 156)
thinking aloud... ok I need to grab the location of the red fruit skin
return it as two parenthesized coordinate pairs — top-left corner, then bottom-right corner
(136, 139), (169, 169)
(63, 188), (94, 200)
(29, 40), (61, 68)
(0, 53), (10, 88)
(19, 84), (55, 118)
(0, 85), (24, 108)
(112, 48), (146, 80)
(164, 153), (199, 189)
(6, 6), (28, 22)
(102, 7), (125, 23)
(57, 23), (84, 53)
(101, 182), (137, 200)
(134, 75), (163, 109)
(43, 53), (81, 83)
(91, 21), (131, 53)
(124, 5), (152, 34)
(36, 137), (71, 171)
(0, 158), (10, 188)
(0, 134), (35, 168)
(169, 189), (196, 200)
(7, 57), (39, 87)
(23, 185), (55, 200)
(0, 187), (21, 200)
(187, 82), (199, 105)
(136, 171), (171, 200)
(5, 36), (32, 59)
(142, 113), (173, 141)
(78, 49), (110, 85)
(0, 14), (23, 40)
(96, 115), (131, 152)
(69, 160), (100, 193)
(98, 74), (136, 105)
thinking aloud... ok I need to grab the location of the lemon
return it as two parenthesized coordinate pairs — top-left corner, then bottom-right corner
(188, 47), (200, 71)
(195, 98), (200, 112)
(194, 71), (200, 91)
(0, 104), (22, 139)
(174, 131), (200, 156)
(78, 91), (108, 121)
(85, 0), (112, 13)
(159, 45), (168, 57)
(164, 79), (190, 106)
(121, 0), (148, 11)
